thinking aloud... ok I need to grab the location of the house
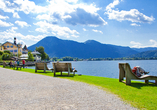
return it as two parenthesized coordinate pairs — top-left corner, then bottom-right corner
(31, 50), (41, 61)
(0, 43), (4, 52)
(22, 45), (28, 54)
(20, 45), (29, 60)
(1, 37), (23, 55)
(0, 37), (28, 59)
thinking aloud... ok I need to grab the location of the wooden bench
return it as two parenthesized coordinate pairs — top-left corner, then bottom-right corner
(13, 64), (22, 70)
(3, 62), (9, 68)
(53, 62), (77, 76)
(119, 63), (157, 85)
(35, 62), (53, 73)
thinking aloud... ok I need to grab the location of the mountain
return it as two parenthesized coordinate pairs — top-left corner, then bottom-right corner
(28, 36), (138, 58)
(130, 49), (157, 58)
(132, 47), (157, 53)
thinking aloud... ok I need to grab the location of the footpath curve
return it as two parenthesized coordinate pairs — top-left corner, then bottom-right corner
(0, 67), (137, 110)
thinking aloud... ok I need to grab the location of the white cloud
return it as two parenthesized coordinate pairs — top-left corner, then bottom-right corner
(36, 14), (51, 21)
(15, 20), (30, 28)
(92, 29), (103, 34)
(14, 0), (48, 14)
(13, 12), (20, 18)
(130, 40), (157, 48)
(106, 0), (120, 11)
(37, 0), (107, 26)
(65, 0), (78, 3)
(1, 0), (107, 26)
(130, 41), (142, 48)
(105, 0), (155, 24)
(0, 0), (48, 15)
(149, 39), (157, 47)
(35, 28), (49, 33)
(34, 20), (79, 38)
(130, 23), (140, 26)
(0, 27), (46, 45)
(0, 15), (9, 20)
(83, 28), (87, 31)
(0, 20), (13, 27)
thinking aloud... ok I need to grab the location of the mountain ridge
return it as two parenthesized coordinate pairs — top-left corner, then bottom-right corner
(28, 36), (138, 58)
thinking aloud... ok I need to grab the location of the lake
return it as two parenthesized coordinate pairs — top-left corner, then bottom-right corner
(28, 60), (157, 79)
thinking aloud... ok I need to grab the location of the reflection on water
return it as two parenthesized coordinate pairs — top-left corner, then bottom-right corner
(28, 60), (157, 79)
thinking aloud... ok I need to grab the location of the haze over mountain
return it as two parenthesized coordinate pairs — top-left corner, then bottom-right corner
(28, 36), (138, 58)
(132, 47), (157, 53)
(130, 49), (157, 58)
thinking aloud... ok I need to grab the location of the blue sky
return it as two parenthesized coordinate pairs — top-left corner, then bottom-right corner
(0, 0), (157, 48)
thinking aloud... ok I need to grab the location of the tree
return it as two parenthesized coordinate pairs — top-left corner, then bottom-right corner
(46, 54), (50, 60)
(28, 52), (34, 61)
(0, 51), (3, 55)
(15, 53), (22, 57)
(52, 57), (58, 61)
(4, 50), (11, 54)
(2, 53), (10, 60)
(62, 56), (73, 61)
(36, 46), (49, 60)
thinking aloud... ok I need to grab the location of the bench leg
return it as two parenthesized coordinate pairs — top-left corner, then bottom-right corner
(155, 80), (157, 85)
(126, 77), (131, 85)
(54, 71), (56, 76)
(145, 80), (149, 84)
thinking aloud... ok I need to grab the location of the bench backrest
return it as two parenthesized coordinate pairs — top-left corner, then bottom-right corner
(35, 62), (49, 70)
(119, 63), (139, 80)
(53, 63), (72, 72)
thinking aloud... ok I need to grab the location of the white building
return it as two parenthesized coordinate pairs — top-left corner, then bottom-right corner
(31, 50), (41, 61)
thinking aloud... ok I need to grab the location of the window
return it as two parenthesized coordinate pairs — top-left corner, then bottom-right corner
(11, 46), (13, 48)
(14, 50), (17, 52)
(7, 44), (9, 48)
(10, 50), (13, 52)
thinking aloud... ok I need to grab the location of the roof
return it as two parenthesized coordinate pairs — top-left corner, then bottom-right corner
(23, 45), (28, 50)
(2, 41), (18, 47)
(31, 50), (41, 55)
(20, 54), (28, 58)
(2, 41), (22, 48)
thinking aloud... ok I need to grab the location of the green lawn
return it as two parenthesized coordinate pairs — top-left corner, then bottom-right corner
(1, 66), (157, 110)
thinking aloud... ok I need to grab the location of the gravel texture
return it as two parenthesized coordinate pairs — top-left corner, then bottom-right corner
(0, 67), (137, 110)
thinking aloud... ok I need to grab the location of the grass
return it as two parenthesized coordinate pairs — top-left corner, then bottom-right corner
(1, 65), (157, 110)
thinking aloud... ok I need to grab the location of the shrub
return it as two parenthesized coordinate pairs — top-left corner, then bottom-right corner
(2, 53), (10, 60)
(4, 50), (11, 54)
(0, 51), (3, 55)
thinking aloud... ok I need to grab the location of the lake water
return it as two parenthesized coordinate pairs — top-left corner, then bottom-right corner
(28, 60), (157, 79)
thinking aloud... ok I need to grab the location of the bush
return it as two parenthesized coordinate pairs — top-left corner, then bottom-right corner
(2, 53), (11, 60)
(0, 51), (3, 55)
(28, 52), (34, 61)
(4, 50), (11, 54)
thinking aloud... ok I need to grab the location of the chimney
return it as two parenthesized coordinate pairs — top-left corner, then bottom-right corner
(14, 37), (16, 45)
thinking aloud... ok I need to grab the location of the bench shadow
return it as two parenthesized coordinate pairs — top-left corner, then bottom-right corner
(121, 81), (157, 89)
(54, 75), (74, 77)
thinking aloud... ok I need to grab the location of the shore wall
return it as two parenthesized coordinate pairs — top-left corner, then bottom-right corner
(0, 61), (50, 66)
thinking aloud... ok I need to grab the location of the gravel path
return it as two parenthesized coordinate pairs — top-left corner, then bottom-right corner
(0, 67), (137, 110)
